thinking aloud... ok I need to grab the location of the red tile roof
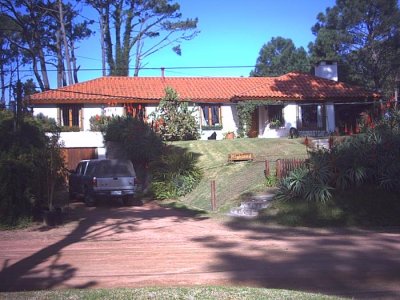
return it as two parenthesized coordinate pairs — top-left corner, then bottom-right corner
(28, 72), (380, 105)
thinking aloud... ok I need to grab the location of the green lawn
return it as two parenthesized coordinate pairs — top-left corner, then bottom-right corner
(168, 138), (307, 212)
(1, 286), (344, 300)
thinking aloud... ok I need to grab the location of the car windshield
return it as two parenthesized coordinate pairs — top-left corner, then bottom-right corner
(92, 160), (135, 177)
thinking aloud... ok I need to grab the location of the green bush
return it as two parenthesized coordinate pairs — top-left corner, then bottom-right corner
(104, 116), (164, 187)
(150, 146), (202, 199)
(89, 115), (111, 132)
(104, 116), (163, 166)
(276, 108), (400, 206)
(0, 113), (65, 226)
(151, 87), (200, 141)
(0, 157), (34, 225)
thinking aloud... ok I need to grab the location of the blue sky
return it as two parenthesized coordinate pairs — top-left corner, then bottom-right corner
(63, 0), (336, 83)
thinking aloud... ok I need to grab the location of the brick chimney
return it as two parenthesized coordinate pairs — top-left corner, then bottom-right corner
(314, 61), (338, 81)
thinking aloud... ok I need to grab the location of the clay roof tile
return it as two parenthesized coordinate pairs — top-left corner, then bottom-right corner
(28, 73), (380, 105)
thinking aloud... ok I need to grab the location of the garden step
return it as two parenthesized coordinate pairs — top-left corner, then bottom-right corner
(310, 138), (330, 150)
(228, 193), (274, 218)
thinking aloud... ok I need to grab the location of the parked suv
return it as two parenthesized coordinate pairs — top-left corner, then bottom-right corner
(69, 159), (137, 206)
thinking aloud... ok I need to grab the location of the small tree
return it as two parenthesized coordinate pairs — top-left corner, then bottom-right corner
(104, 116), (164, 187)
(153, 87), (200, 141)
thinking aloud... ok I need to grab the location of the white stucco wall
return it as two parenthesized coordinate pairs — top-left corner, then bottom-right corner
(33, 106), (58, 121)
(83, 105), (103, 131)
(259, 104), (298, 138)
(103, 105), (124, 117)
(258, 104), (299, 138)
(283, 104), (297, 129)
(33, 101), (335, 142)
(59, 131), (104, 148)
(221, 104), (238, 133)
(59, 131), (106, 158)
(145, 105), (157, 121)
(199, 104), (237, 140)
(326, 103), (336, 133)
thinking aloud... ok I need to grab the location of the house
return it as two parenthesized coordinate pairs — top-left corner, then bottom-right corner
(28, 61), (380, 168)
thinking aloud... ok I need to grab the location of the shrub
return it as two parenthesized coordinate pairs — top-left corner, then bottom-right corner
(151, 87), (200, 141)
(89, 115), (111, 132)
(104, 116), (163, 165)
(104, 116), (164, 187)
(150, 146), (202, 199)
(0, 114), (65, 226)
(276, 108), (400, 204)
(0, 157), (35, 225)
(275, 166), (334, 203)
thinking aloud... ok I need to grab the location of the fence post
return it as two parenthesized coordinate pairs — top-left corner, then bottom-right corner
(264, 160), (270, 177)
(276, 159), (281, 179)
(210, 180), (217, 211)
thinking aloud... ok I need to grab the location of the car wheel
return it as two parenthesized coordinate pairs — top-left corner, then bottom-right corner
(123, 195), (142, 206)
(122, 196), (133, 206)
(84, 190), (96, 207)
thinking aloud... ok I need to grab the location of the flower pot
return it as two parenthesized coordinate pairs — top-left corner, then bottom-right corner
(225, 132), (235, 140)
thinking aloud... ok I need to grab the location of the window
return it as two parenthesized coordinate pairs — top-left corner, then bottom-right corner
(59, 105), (82, 128)
(267, 105), (284, 127)
(298, 104), (325, 130)
(201, 104), (221, 128)
(75, 161), (88, 175)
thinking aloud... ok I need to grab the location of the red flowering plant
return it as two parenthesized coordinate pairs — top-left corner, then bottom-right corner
(89, 114), (112, 132)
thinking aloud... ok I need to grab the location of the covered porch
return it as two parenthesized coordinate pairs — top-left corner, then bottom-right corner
(254, 102), (337, 138)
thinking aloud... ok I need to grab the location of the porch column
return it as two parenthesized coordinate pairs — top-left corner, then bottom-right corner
(258, 105), (267, 137)
(326, 103), (335, 133)
(283, 104), (297, 129)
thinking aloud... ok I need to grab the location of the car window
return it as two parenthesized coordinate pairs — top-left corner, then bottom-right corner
(75, 163), (83, 174)
(85, 162), (96, 176)
(81, 162), (88, 174)
(94, 160), (135, 177)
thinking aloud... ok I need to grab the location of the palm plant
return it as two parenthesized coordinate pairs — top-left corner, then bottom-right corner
(275, 108), (400, 203)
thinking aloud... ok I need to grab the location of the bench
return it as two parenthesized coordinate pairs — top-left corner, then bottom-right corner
(228, 152), (254, 162)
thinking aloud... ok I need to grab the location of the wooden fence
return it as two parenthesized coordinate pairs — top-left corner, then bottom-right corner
(61, 147), (98, 171)
(265, 158), (307, 179)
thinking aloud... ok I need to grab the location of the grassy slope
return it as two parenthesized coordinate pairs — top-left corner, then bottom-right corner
(169, 138), (307, 212)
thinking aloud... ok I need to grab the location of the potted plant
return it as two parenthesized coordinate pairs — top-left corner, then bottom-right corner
(269, 119), (282, 129)
(224, 131), (235, 139)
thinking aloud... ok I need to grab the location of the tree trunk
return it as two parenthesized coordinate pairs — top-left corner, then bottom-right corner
(99, 15), (106, 76)
(134, 36), (143, 77)
(121, 4), (134, 76)
(71, 45), (79, 83)
(59, 0), (73, 85)
(113, 1), (123, 75)
(35, 43), (50, 90)
(103, 4), (114, 75)
(56, 30), (64, 87)
(0, 64), (5, 103)
(31, 56), (45, 92)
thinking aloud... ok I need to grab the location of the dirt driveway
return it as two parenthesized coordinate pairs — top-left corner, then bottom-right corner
(0, 201), (400, 299)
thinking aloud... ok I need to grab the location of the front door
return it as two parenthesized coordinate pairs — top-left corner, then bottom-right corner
(248, 107), (259, 138)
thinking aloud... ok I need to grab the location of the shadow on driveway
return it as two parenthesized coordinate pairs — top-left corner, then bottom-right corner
(0, 201), (206, 292)
(191, 219), (400, 299)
